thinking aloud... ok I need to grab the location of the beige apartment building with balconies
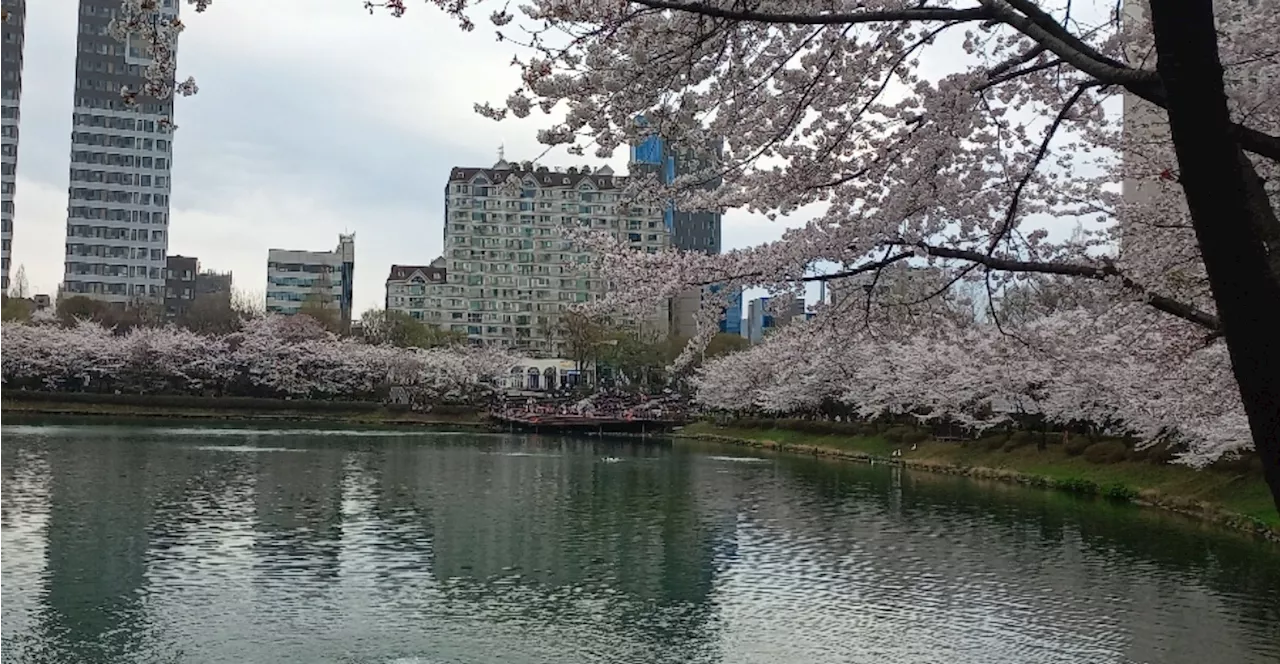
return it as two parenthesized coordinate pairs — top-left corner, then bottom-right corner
(443, 157), (669, 355)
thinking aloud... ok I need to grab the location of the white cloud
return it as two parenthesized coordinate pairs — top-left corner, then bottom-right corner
(9, 0), (818, 314)
(9, 177), (71, 298)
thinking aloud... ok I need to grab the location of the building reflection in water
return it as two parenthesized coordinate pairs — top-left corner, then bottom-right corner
(1, 437), (53, 661)
(0, 426), (1276, 664)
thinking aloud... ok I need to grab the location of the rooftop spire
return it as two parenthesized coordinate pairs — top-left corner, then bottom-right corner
(494, 143), (511, 169)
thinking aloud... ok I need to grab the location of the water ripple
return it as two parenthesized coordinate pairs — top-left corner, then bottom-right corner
(2, 424), (1278, 664)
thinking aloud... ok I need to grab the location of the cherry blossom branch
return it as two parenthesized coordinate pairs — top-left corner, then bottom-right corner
(694, 250), (916, 289)
(987, 81), (1102, 252)
(858, 247), (904, 334)
(627, 1), (996, 26)
(977, 57), (1063, 90)
(991, 0), (1153, 83)
(631, 0), (1158, 86)
(885, 263), (983, 309)
(914, 244), (1222, 331)
(986, 43), (1048, 81)
(802, 251), (917, 283)
(624, 0), (1280, 162)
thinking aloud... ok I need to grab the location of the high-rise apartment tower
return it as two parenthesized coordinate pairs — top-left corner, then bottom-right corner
(1, 0), (25, 292)
(444, 158), (669, 354)
(62, 0), (178, 305)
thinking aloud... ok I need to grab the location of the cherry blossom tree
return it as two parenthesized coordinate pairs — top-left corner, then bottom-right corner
(117, 0), (1280, 511)
(1, 316), (517, 403)
(448, 0), (1278, 511)
(694, 294), (1249, 466)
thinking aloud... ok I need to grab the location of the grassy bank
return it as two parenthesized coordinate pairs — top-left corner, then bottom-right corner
(678, 421), (1279, 539)
(1, 393), (486, 428)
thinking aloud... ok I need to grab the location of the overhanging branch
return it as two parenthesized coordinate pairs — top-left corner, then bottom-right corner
(625, 0), (1280, 162)
(628, 1), (995, 25)
(917, 243), (1222, 331)
(696, 250), (916, 287)
(693, 241), (1218, 332)
(988, 82), (1101, 252)
(1126, 83), (1280, 161)
(803, 251), (917, 283)
(979, 0), (1157, 85)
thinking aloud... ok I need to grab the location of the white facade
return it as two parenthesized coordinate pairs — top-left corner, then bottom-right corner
(444, 160), (669, 355)
(266, 234), (356, 325)
(503, 357), (593, 391)
(61, 0), (179, 305)
(1, 0), (25, 292)
(385, 258), (456, 324)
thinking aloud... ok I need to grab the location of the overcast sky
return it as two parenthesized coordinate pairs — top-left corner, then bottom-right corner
(10, 0), (803, 312)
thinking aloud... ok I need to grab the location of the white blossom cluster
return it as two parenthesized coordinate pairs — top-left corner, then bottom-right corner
(692, 301), (1250, 467)
(1, 316), (517, 403)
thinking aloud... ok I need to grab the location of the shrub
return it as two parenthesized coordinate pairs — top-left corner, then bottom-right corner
(795, 420), (822, 434)
(1083, 441), (1129, 464)
(1103, 483), (1140, 502)
(836, 421), (865, 436)
(432, 404), (481, 416)
(1064, 436), (1092, 456)
(1054, 477), (1100, 495)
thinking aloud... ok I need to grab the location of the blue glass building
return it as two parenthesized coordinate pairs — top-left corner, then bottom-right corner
(631, 124), (740, 335)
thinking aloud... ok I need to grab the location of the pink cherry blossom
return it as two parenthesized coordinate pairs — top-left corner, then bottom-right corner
(2, 317), (518, 403)
(115, 0), (1280, 509)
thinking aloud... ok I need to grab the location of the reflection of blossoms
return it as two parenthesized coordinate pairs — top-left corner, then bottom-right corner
(1, 316), (517, 404)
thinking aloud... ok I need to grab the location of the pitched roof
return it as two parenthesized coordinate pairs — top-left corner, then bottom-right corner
(448, 165), (628, 190)
(386, 264), (447, 282)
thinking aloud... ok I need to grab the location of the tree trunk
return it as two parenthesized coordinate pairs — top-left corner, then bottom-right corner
(1149, 0), (1280, 516)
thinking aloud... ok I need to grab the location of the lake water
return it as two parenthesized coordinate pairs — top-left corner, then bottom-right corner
(2, 422), (1278, 664)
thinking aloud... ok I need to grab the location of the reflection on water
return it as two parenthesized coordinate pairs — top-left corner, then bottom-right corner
(2, 424), (1278, 664)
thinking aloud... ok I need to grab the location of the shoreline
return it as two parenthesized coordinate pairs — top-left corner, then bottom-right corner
(0, 397), (489, 429)
(674, 424), (1280, 544)
(6, 399), (1275, 543)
